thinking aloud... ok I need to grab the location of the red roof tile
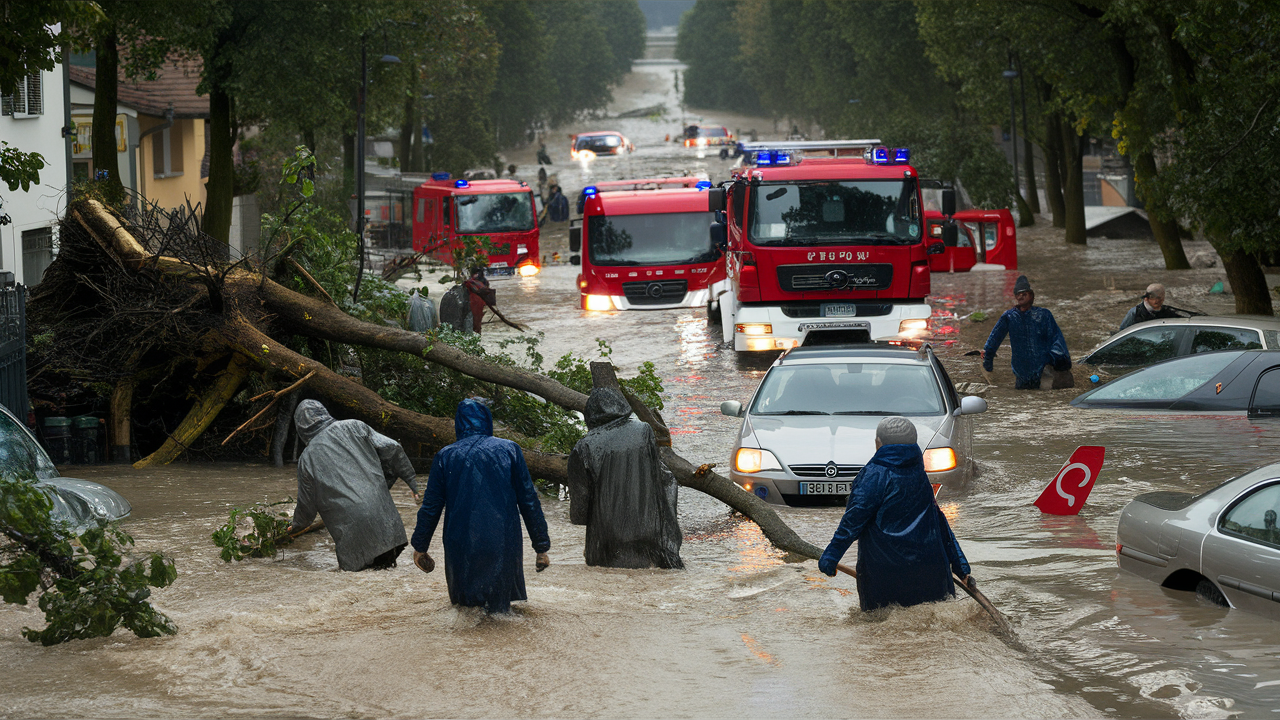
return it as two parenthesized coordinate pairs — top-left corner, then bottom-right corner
(69, 59), (209, 119)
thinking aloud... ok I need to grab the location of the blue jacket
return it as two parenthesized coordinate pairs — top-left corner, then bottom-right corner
(819, 443), (970, 612)
(411, 400), (551, 612)
(982, 305), (1070, 389)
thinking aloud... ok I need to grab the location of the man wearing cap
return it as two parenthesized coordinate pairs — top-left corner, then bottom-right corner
(818, 417), (972, 611)
(1117, 283), (1182, 332)
(981, 275), (1072, 389)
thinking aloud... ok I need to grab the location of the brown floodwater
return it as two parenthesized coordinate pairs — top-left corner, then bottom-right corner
(4, 58), (1278, 720)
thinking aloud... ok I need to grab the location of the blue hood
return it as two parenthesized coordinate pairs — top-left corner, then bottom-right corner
(455, 399), (494, 439)
(867, 442), (924, 470)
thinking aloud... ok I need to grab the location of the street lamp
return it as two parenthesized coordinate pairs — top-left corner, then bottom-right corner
(352, 37), (401, 304)
(1002, 66), (1019, 204)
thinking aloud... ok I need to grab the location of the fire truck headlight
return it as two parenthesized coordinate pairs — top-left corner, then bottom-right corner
(585, 295), (613, 312)
(899, 318), (929, 337)
(696, 137), (707, 147)
(518, 264), (539, 277)
(735, 323), (772, 336)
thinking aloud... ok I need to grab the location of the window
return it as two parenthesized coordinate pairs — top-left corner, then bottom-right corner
(1250, 368), (1280, 418)
(151, 120), (184, 178)
(21, 227), (53, 286)
(416, 198), (426, 224)
(751, 362), (945, 416)
(1086, 351), (1241, 402)
(729, 182), (746, 231)
(1219, 482), (1280, 548)
(1191, 326), (1262, 354)
(1264, 330), (1280, 349)
(1087, 326), (1183, 366)
(1, 72), (43, 117)
(748, 179), (921, 247)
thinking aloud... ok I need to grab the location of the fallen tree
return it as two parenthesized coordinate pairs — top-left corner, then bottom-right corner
(37, 197), (820, 559)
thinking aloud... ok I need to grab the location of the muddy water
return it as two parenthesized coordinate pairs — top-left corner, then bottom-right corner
(5, 60), (1279, 719)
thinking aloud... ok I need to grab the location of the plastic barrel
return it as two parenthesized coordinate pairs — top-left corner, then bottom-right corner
(70, 415), (100, 465)
(41, 417), (72, 466)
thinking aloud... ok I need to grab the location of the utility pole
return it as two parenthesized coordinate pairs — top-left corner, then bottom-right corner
(353, 34), (367, 303)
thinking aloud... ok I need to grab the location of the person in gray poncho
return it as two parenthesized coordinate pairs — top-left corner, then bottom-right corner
(568, 388), (683, 569)
(288, 400), (420, 571)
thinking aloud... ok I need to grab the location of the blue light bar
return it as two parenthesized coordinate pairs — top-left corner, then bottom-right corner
(755, 151), (774, 166)
(431, 171), (451, 181)
(583, 185), (598, 198)
(454, 179), (469, 188)
(695, 180), (712, 190)
(894, 148), (910, 164)
(775, 152), (791, 165)
(872, 147), (890, 165)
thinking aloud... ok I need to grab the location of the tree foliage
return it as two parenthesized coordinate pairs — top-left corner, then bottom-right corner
(674, 0), (762, 114)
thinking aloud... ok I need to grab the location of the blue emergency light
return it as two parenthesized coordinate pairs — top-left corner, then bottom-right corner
(583, 185), (598, 198)
(869, 147), (912, 166)
(695, 180), (712, 190)
(872, 147), (890, 165)
(454, 179), (469, 188)
(894, 147), (910, 164)
(754, 151), (774, 166)
(431, 172), (451, 181)
(753, 150), (795, 167)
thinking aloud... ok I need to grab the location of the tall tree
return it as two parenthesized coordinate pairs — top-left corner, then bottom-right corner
(675, 0), (761, 114)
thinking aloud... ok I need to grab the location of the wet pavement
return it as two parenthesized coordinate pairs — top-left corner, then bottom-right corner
(4, 58), (1280, 720)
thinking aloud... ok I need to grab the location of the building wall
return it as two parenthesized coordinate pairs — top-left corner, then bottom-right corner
(0, 61), (68, 286)
(136, 116), (206, 211)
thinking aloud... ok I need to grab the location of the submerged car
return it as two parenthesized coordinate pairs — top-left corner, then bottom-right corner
(569, 131), (634, 160)
(683, 125), (734, 148)
(1081, 316), (1279, 373)
(1071, 349), (1280, 414)
(1117, 461), (1280, 619)
(0, 404), (131, 533)
(719, 345), (987, 506)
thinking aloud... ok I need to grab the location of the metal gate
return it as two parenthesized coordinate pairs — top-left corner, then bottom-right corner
(0, 283), (28, 417)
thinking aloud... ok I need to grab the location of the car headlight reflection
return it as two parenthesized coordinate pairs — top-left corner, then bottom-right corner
(923, 447), (957, 473)
(735, 447), (783, 474)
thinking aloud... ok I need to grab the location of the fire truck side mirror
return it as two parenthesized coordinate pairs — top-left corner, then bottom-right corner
(941, 188), (956, 217)
(569, 225), (582, 253)
(927, 240), (947, 255)
(710, 221), (728, 252)
(941, 223), (958, 247)
(708, 187), (727, 213)
(569, 254), (581, 266)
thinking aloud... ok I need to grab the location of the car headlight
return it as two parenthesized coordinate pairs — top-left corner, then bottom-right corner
(735, 447), (783, 473)
(923, 447), (957, 473)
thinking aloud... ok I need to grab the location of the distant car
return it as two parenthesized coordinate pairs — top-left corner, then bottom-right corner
(684, 125), (734, 148)
(1071, 349), (1280, 414)
(569, 132), (634, 160)
(0, 405), (131, 534)
(1116, 461), (1280, 619)
(719, 344), (987, 507)
(1081, 316), (1279, 373)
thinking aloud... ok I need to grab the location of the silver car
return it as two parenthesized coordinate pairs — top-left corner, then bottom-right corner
(719, 345), (987, 507)
(1082, 316), (1280, 372)
(1117, 462), (1280, 619)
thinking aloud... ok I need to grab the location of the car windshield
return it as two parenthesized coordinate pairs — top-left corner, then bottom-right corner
(699, 127), (727, 138)
(1085, 351), (1242, 402)
(751, 362), (945, 416)
(587, 211), (719, 266)
(454, 192), (534, 234)
(1087, 326), (1182, 366)
(576, 135), (621, 151)
(749, 179), (921, 246)
(0, 408), (56, 479)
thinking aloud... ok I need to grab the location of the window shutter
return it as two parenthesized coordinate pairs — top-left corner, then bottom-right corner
(24, 72), (42, 116)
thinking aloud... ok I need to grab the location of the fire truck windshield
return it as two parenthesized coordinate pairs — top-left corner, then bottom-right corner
(587, 212), (719, 266)
(748, 179), (921, 246)
(454, 192), (535, 234)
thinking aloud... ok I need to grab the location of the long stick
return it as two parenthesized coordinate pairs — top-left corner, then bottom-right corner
(222, 370), (316, 445)
(832, 562), (1016, 638)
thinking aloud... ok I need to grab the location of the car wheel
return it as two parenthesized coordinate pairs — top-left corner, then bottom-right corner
(719, 148), (729, 160)
(1195, 578), (1229, 607)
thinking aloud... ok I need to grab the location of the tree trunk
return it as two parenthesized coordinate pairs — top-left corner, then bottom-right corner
(1132, 150), (1191, 270)
(1022, 136), (1040, 215)
(92, 28), (125, 205)
(1043, 113), (1066, 228)
(1013, 191), (1035, 228)
(1059, 118), (1086, 245)
(109, 377), (133, 463)
(203, 85), (234, 244)
(1215, 241), (1274, 315)
(134, 353), (253, 468)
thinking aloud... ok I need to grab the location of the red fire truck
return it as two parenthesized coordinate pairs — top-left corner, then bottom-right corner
(921, 180), (1018, 272)
(708, 141), (959, 352)
(569, 177), (728, 311)
(411, 173), (540, 276)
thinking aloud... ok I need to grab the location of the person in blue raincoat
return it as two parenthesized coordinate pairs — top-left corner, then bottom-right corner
(818, 417), (972, 612)
(981, 275), (1072, 390)
(410, 399), (551, 613)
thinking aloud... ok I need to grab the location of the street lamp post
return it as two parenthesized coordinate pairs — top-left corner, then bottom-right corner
(1003, 66), (1020, 204)
(352, 35), (400, 304)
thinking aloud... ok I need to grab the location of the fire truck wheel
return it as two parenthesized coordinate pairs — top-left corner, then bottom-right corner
(719, 148), (729, 160)
(707, 297), (722, 325)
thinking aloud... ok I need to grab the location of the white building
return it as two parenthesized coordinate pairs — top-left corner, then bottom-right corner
(0, 33), (68, 288)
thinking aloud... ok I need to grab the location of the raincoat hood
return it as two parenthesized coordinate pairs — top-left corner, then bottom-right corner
(295, 400), (336, 445)
(455, 399), (494, 439)
(584, 388), (631, 429)
(868, 442), (924, 470)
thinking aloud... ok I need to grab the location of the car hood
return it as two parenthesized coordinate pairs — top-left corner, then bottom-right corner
(38, 477), (132, 535)
(744, 414), (945, 466)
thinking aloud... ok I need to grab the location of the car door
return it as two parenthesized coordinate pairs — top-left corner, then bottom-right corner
(1248, 366), (1280, 418)
(1084, 325), (1187, 368)
(1188, 326), (1264, 355)
(1201, 480), (1280, 619)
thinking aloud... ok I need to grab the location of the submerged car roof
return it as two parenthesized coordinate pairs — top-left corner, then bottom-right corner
(777, 345), (930, 366)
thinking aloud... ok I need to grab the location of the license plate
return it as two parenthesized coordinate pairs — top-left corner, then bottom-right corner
(823, 304), (858, 317)
(486, 266), (515, 277)
(799, 481), (850, 496)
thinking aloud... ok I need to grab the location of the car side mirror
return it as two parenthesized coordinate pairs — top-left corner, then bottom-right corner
(927, 241), (946, 255)
(941, 188), (956, 217)
(569, 224), (581, 253)
(957, 396), (987, 415)
(708, 187), (727, 212)
(569, 254), (580, 266)
(942, 223), (958, 246)
(720, 400), (743, 417)
(710, 221), (727, 252)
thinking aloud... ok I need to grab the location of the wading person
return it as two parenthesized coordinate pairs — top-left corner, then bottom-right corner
(411, 399), (551, 613)
(1117, 283), (1181, 331)
(288, 400), (420, 571)
(568, 388), (683, 569)
(462, 267), (495, 334)
(981, 275), (1072, 389)
(818, 417), (972, 611)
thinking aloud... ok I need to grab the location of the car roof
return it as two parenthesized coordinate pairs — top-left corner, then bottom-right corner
(1119, 315), (1280, 331)
(776, 344), (930, 366)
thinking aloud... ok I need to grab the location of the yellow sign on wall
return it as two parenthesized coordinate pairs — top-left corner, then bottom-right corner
(70, 114), (128, 157)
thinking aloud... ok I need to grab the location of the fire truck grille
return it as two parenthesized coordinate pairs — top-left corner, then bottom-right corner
(789, 463), (864, 478)
(777, 264), (893, 292)
(622, 279), (688, 305)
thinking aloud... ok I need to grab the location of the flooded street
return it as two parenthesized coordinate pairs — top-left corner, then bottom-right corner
(5, 57), (1280, 720)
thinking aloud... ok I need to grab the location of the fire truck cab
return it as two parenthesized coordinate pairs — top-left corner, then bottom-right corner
(708, 141), (958, 352)
(412, 173), (540, 277)
(570, 177), (727, 311)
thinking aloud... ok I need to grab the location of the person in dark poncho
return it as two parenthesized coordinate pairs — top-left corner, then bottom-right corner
(568, 388), (682, 569)
(981, 275), (1072, 389)
(288, 400), (420, 572)
(411, 399), (551, 613)
(818, 417), (972, 611)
